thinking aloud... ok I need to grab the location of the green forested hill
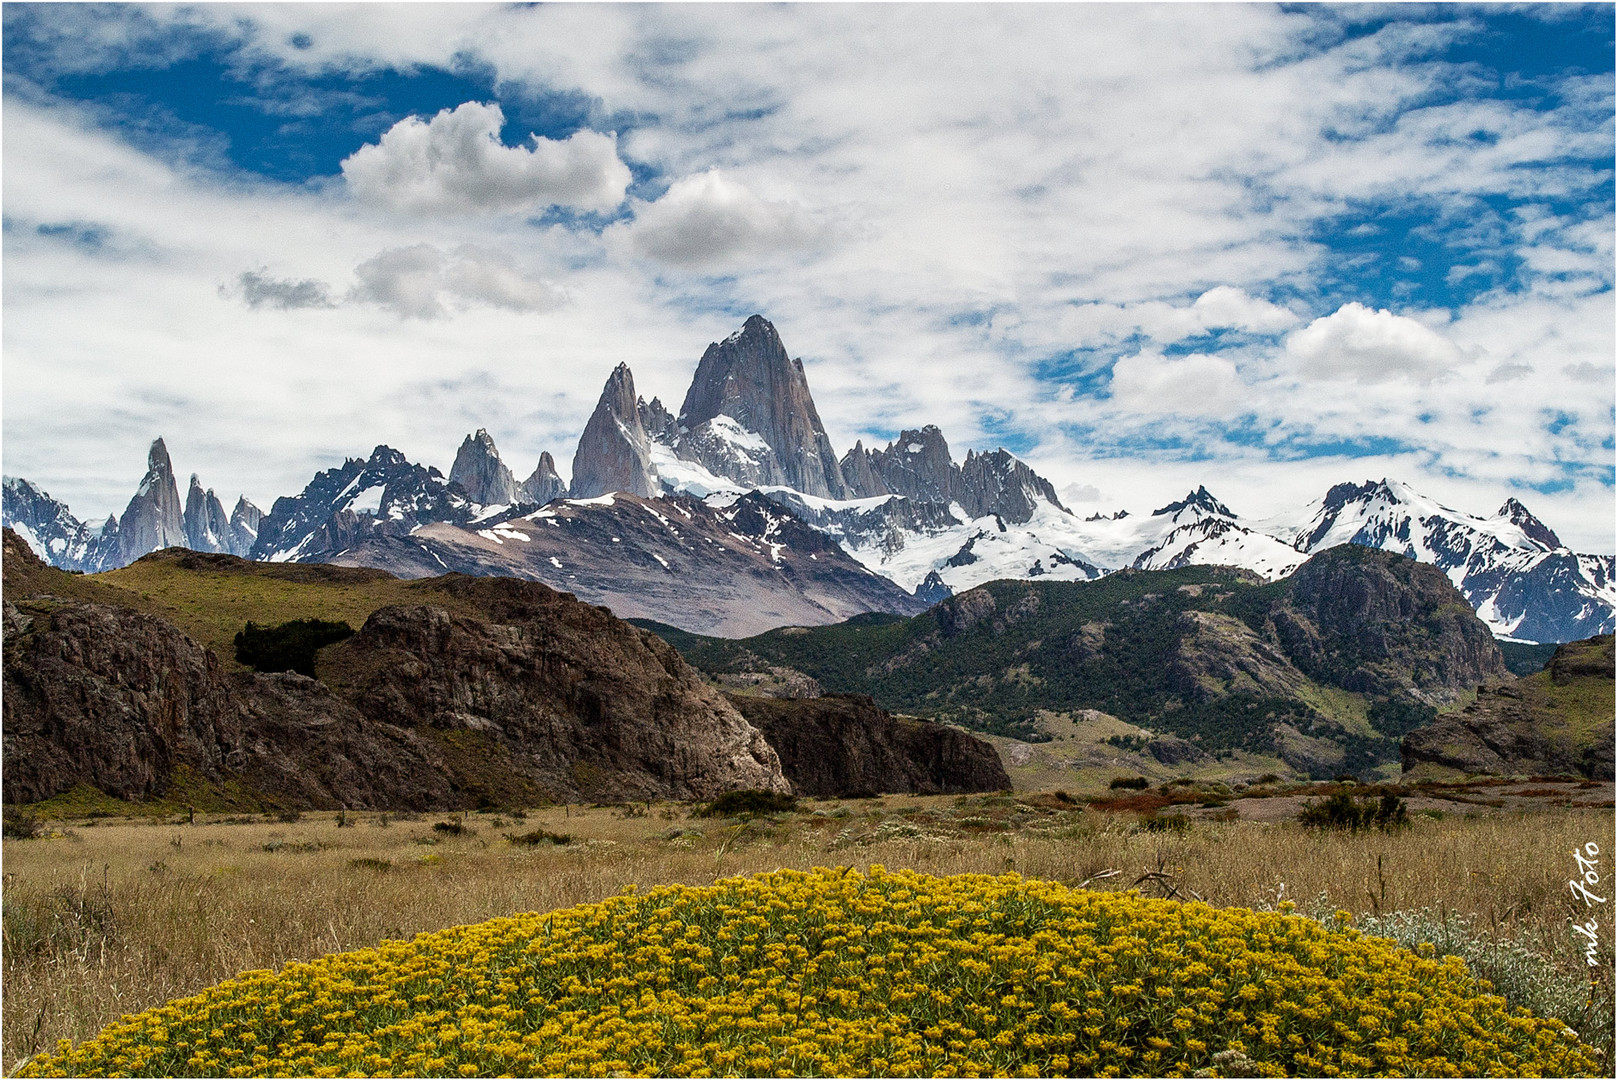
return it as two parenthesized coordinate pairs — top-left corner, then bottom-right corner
(637, 547), (1509, 776)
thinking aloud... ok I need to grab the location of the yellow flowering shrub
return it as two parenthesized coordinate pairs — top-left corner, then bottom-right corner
(21, 867), (1602, 1078)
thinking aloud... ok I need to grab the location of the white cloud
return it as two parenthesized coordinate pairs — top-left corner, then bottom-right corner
(1284, 302), (1466, 384)
(340, 101), (630, 216)
(1190, 286), (1299, 333)
(1108, 350), (1245, 417)
(350, 245), (565, 319)
(3, 7), (1612, 552)
(616, 169), (831, 268)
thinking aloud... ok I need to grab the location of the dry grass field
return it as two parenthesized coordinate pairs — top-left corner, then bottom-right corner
(4, 792), (1613, 1074)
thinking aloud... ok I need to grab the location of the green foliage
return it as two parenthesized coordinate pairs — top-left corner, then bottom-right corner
(645, 566), (1380, 758)
(697, 790), (798, 818)
(1298, 791), (1409, 832)
(233, 618), (354, 678)
(1108, 776), (1150, 790)
(1368, 697), (1438, 739)
(1499, 640), (1561, 677)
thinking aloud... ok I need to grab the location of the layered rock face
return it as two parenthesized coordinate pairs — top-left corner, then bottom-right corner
(676, 315), (848, 499)
(450, 429), (521, 505)
(1402, 634), (1614, 780)
(118, 438), (186, 565)
(570, 363), (659, 499)
(726, 692), (1010, 797)
(520, 452), (566, 505)
(2, 532), (788, 808)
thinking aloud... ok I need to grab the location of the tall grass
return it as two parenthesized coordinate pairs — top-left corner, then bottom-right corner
(3, 802), (1611, 1072)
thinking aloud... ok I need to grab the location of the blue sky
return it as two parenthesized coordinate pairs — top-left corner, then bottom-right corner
(3, 3), (1613, 549)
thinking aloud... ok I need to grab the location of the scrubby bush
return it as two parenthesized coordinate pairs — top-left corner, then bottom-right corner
(233, 619), (354, 678)
(504, 828), (572, 847)
(19, 868), (1602, 1078)
(1298, 791), (1408, 832)
(696, 789), (798, 818)
(3, 805), (42, 840)
(1108, 776), (1150, 790)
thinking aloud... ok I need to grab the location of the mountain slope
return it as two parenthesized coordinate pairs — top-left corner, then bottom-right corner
(1402, 634), (1615, 780)
(315, 490), (930, 637)
(646, 546), (1508, 777)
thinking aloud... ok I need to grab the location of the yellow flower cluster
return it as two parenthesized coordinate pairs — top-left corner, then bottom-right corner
(21, 867), (1601, 1078)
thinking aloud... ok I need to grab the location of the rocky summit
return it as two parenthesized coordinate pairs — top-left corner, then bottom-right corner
(571, 363), (659, 499)
(450, 429), (522, 506)
(117, 438), (186, 566)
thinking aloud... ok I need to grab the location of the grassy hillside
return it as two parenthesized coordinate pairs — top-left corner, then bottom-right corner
(80, 556), (491, 666)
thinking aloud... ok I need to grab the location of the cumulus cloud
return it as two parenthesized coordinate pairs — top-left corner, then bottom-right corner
(350, 244), (565, 319)
(620, 169), (830, 267)
(234, 269), (334, 310)
(1190, 286), (1299, 333)
(1108, 350), (1244, 416)
(340, 101), (630, 216)
(1284, 302), (1465, 383)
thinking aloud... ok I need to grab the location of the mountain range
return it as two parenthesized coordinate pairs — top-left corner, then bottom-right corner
(5, 316), (1612, 642)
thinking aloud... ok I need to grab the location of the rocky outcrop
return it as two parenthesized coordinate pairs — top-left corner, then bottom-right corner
(571, 363), (659, 499)
(2, 534), (789, 809)
(726, 692), (1010, 797)
(676, 315), (848, 499)
(1, 597), (453, 809)
(183, 475), (233, 554)
(324, 580), (787, 802)
(1401, 635), (1614, 780)
(1270, 544), (1506, 704)
(118, 438), (186, 565)
(1166, 610), (1311, 703)
(519, 452), (566, 505)
(450, 429), (521, 505)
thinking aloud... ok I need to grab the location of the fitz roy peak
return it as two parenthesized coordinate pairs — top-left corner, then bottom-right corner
(3, 316), (1611, 642)
(674, 315), (848, 499)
